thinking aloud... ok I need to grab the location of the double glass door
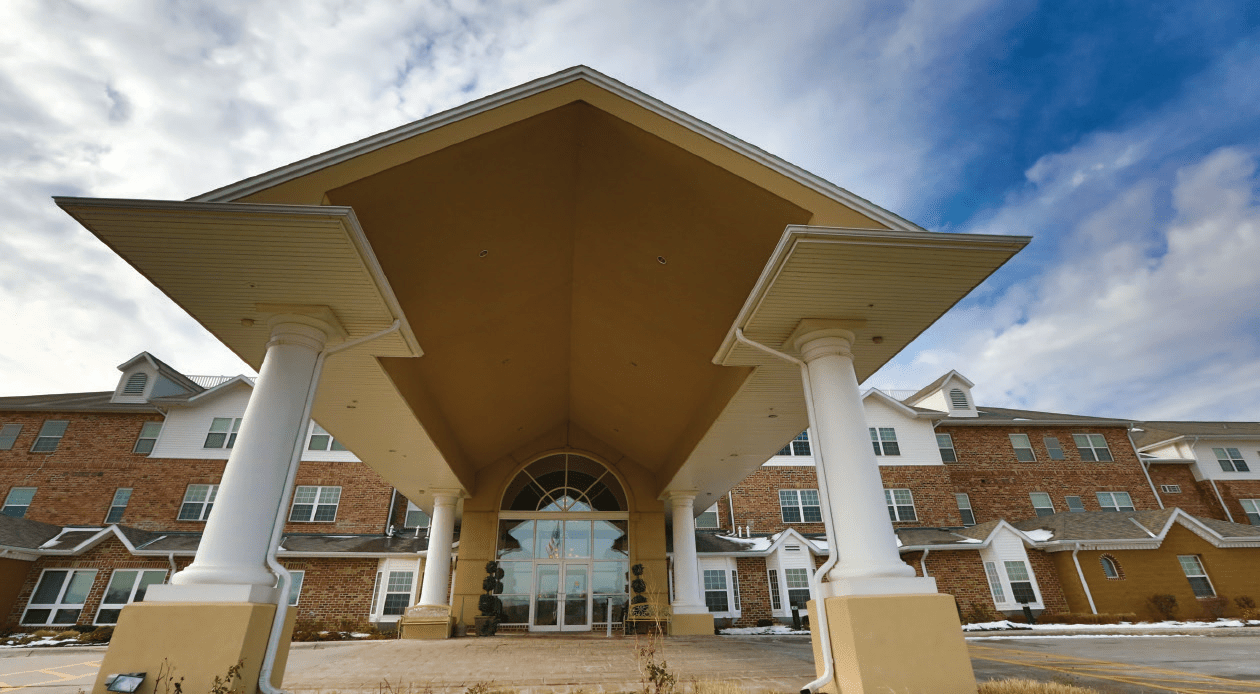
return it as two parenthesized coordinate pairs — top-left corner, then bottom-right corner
(532, 562), (589, 631)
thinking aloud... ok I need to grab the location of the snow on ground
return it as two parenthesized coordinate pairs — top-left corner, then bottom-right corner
(963, 619), (1260, 632)
(720, 625), (810, 635)
(967, 634), (1205, 640)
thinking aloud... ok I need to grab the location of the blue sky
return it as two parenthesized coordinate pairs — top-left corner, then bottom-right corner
(1, 1), (1257, 421)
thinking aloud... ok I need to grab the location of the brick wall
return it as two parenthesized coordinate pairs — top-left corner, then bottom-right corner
(1216, 480), (1260, 525)
(280, 557), (379, 627)
(1146, 465), (1226, 519)
(734, 557), (772, 627)
(905, 550), (989, 618)
(941, 425), (1158, 523)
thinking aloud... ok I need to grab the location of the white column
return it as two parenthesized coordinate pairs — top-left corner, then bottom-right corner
(417, 491), (459, 607)
(161, 316), (330, 603)
(667, 492), (707, 614)
(791, 320), (935, 597)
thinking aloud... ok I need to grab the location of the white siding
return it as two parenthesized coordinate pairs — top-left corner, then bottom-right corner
(915, 389), (949, 414)
(149, 384), (253, 459)
(863, 398), (943, 467)
(978, 528), (1043, 611)
(111, 363), (153, 404)
(1191, 440), (1260, 481)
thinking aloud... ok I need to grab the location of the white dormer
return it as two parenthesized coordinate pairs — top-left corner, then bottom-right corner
(111, 352), (203, 404)
(904, 370), (978, 418)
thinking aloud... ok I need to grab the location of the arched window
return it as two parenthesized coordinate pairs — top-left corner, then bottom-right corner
(123, 372), (148, 395)
(1100, 555), (1122, 579)
(949, 388), (969, 410)
(501, 453), (626, 512)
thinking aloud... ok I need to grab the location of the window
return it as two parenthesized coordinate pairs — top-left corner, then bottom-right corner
(703, 569), (729, 612)
(30, 420), (68, 453)
(290, 486), (341, 522)
(95, 569), (165, 624)
(955, 493), (975, 526)
(784, 568), (811, 609)
(1096, 492), (1134, 512)
(0, 424), (21, 450)
(1178, 555), (1215, 598)
(1213, 448), (1249, 472)
(1009, 434), (1036, 462)
(133, 422), (162, 454)
(949, 388), (969, 409)
(286, 570), (305, 606)
(885, 488), (917, 522)
(937, 433), (957, 463)
(403, 501), (430, 529)
(779, 489), (822, 523)
(695, 504), (719, 529)
(1065, 495), (1085, 513)
(105, 488), (131, 524)
(1100, 556), (1121, 580)
(983, 562), (1006, 603)
(1160, 484), (1182, 494)
(731, 569), (740, 611)
(381, 570), (414, 615)
(1240, 499), (1260, 525)
(767, 569), (782, 611)
(1073, 434), (1113, 462)
(307, 423), (348, 452)
(869, 428), (900, 456)
(1043, 437), (1065, 461)
(203, 417), (241, 449)
(122, 372), (148, 395)
(177, 484), (218, 521)
(2, 487), (35, 518)
(778, 430), (811, 456)
(1005, 561), (1037, 604)
(1029, 492), (1055, 517)
(22, 569), (97, 626)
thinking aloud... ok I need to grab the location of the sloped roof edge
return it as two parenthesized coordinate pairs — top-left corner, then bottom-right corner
(116, 351), (205, 395)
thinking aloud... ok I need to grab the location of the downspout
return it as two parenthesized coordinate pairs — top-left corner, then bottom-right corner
(384, 489), (398, 536)
(1189, 435), (1236, 522)
(1128, 428), (1163, 510)
(259, 320), (401, 694)
(728, 491), (736, 535)
(167, 552), (178, 576)
(920, 548), (931, 578)
(734, 329), (837, 694)
(1070, 545), (1098, 615)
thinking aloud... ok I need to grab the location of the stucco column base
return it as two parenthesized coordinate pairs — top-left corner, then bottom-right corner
(807, 593), (975, 694)
(92, 601), (295, 694)
(398, 604), (454, 640)
(668, 611), (715, 635)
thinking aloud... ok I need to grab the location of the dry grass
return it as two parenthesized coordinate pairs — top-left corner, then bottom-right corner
(691, 681), (755, 694)
(979, 678), (1103, 694)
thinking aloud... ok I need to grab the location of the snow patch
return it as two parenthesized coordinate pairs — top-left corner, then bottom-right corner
(1024, 529), (1054, 541)
(720, 625), (810, 636)
(962, 618), (1260, 632)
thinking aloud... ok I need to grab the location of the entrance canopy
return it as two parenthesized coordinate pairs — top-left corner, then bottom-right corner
(55, 67), (1027, 515)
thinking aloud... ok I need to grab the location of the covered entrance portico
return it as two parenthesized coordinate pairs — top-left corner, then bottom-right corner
(56, 67), (1027, 694)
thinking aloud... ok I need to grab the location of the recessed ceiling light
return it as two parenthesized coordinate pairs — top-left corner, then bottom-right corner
(657, 256), (667, 264)
(479, 249), (489, 258)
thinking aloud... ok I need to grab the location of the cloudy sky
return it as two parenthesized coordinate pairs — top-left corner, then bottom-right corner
(1, 1), (1257, 421)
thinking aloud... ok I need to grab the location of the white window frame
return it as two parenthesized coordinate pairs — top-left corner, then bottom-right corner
(779, 489), (822, 524)
(1178, 555), (1215, 598)
(285, 570), (305, 606)
(937, 433), (957, 463)
(1004, 560), (1040, 605)
(1160, 484), (1182, 494)
(22, 568), (97, 626)
(1029, 492), (1055, 517)
(307, 422), (348, 452)
(869, 427), (900, 456)
(1242, 499), (1260, 525)
(1043, 436), (1065, 461)
(133, 422), (162, 454)
(0, 423), (22, 450)
(1096, 491), (1134, 512)
(885, 488), (916, 522)
(783, 567), (812, 610)
(1073, 433), (1114, 462)
(778, 430), (811, 456)
(290, 485), (342, 523)
(1065, 495), (1086, 513)
(105, 488), (131, 524)
(203, 417), (242, 449)
(403, 500), (430, 529)
(695, 503), (719, 529)
(767, 569), (782, 611)
(375, 569), (416, 619)
(2, 487), (36, 518)
(177, 484), (218, 521)
(702, 569), (731, 613)
(30, 420), (68, 453)
(1213, 447), (1249, 472)
(983, 561), (1006, 603)
(955, 493), (975, 526)
(1009, 434), (1036, 462)
(94, 569), (166, 625)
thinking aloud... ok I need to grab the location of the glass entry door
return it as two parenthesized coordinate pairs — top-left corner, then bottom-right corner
(531, 561), (590, 631)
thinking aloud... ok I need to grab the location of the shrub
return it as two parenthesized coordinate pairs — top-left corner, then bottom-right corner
(1147, 594), (1179, 621)
(77, 626), (114, 643)
(754, 618), (775, 627)
(1235, 595), (1256, 610)
(52, 630), (79, 640)
(1200, 596), (1230, 620)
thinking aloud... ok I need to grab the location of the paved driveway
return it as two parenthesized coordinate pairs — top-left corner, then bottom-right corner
(0, 646), (103, 693)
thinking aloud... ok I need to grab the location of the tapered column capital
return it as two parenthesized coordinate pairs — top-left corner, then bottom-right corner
(662, 490), (698, 508)
(787, 318), (867, 362)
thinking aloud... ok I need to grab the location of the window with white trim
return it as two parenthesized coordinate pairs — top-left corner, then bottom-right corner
(767, 569), (782, 611)
(105, 488), (131, 524)
(95, 569), (165, 624)
(731, 568), (740, 611)
(937, 433), (957, 463)
(133, 422), (162, 455)
(203, 417), (241, 449)
(949, 388), (969, 409)
(2, 487), (35, 518)
(31, 420), (68, 453)
(703, 569), (729, 612)
(1043, 436), (1065, 461)
(1240, 499), (1259, 525)
(286, 570), (305, 606)
(955, 493), (975, 526)
(290, 486), (341, 522)
(1213, 448), (1249, 472)
(1009, 434), (1036, 462)
(1095, 491), (1134, 512)
(381, 570), (414, 615)
(1005, 560), (1038, 604)
(0, 424), (22, 450)
(1178, 555), (1215, 598)
(177, 484), (218, 521)
(784, 568), (811, 609)
(307, 423), (348, 452)
(779, 489), (822, 523)
(778, 430), (811, 456)
(1065, 495), (1085, 513)
(1160, 484), (1182, 494)
(1029, 492), (1054, 517)
(983, 561), (1006, 603)
(884, 488), (917, 522)
(869, 427), (900, 456)
(22, 569), (97, 626)
(695, 503), (719, 529)
(1073, 434), (1113, 462)
(403, 501), (430, 529)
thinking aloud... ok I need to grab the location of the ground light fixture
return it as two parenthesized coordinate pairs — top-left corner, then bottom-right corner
(104, 673), (145, 693)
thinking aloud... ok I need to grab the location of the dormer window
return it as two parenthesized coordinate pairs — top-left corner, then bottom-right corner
(122, 373), (148, 396)
(949, 388), (968, 409)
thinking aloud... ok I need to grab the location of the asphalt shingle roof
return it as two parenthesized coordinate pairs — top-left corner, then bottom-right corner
(0, 391), (159, 413)
(1133, 421), (1260, 448)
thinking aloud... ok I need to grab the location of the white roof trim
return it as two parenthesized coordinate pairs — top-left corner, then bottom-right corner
(863, 388), (939, 419)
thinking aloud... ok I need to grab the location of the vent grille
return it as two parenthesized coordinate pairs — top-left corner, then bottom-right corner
(123, 373), (148, 395)
(949, 388), (969, 409)
(1160, 484), (1182, 494)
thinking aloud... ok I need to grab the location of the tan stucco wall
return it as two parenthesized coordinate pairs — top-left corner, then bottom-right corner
(0, 558), (32, 625)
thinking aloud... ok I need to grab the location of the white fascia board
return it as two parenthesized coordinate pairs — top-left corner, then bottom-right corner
(188, 66), (925, 234)
(938, 418), (1136, 428)
(863, 389), (926, 418)
(179, 376), (254, 405)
